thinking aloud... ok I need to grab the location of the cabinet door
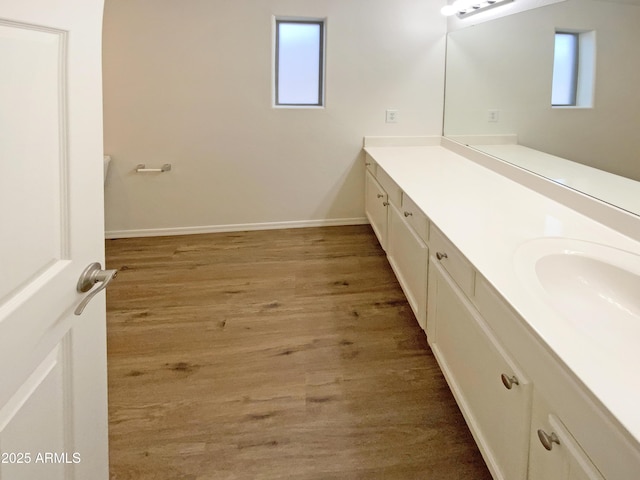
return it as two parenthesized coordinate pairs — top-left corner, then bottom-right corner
(387, 203), (428, 329)
(529, 391), (605, 480)
(428, 261), (531, 480)
(365, 170), (389, 251)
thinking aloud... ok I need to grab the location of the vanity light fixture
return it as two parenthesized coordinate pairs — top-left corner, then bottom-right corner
(441, 0), (515, 18)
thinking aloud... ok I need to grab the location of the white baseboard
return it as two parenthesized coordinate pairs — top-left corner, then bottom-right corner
(105, 217), (369, 239)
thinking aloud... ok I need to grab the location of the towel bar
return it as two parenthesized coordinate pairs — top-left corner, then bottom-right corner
(136, 163), (171, 173)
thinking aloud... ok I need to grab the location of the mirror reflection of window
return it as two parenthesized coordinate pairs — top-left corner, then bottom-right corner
(552, 32), (579, 106)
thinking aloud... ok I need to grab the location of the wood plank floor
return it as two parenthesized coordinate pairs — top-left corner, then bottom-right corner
(105, 225), (492, 480)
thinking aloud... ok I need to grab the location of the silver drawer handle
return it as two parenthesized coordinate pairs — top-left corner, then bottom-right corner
(404, 211), (413, 217)
(365, 162), (371, 166)
(382, 201), (389, 206)
(377, 194), (384, 198)
(436, 252), (448, 260)
(74, 262), (118, 315)
(538, 429), (560, 451)
(501, 374), (520, 390)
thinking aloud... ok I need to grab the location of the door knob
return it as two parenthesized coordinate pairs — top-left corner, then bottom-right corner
(74, 262), (118, 315)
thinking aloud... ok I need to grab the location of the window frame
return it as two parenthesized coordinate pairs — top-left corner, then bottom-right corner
(274, 18), (326, 108)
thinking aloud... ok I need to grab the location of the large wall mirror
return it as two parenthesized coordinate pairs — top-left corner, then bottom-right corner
(443, 0), (640, 216)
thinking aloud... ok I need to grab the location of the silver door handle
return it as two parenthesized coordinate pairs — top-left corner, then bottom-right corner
(74, 262), (118, 315)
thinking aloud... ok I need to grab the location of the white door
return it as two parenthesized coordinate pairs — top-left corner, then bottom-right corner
(0, 0), (109, 479)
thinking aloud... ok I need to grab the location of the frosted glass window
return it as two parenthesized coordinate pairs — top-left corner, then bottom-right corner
(275, 20), (324, 106)
(552, 33), (579, 106)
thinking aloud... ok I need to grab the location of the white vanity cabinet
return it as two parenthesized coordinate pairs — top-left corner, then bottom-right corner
(528, 391), (604, 480)
(363, 144), (640, 480)
(428, 257), (532, 480)
(364, 155), (429, 329)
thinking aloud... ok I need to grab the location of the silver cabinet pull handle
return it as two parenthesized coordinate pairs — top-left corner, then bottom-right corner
(377, 194), (384, 198)
(74, 262), (118, 315)
(436, 252), (448, 260)
(538, 429), (560, 451)
(501, 374), (520, 390)
(365, 162), (371, 166)
(382, 201), (389, 206)
(404, 211), (413, 217)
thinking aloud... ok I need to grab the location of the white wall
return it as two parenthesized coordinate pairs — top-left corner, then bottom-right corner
(102, 0), (447, 237)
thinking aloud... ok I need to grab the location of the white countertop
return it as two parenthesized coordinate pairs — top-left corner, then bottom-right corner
(364, 143), (640, 446)
(474, 144), (640, 216)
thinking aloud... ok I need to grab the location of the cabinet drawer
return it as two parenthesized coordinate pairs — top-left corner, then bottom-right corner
(401, 193), (429, 243)
(376, 167), (402, 207)
(474, 275), (523, 348)
(430, 226), (475, 298)
(365, 154), (377, 176)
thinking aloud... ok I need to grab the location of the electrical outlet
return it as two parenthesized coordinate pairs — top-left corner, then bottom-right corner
(386, 109), (399, 123)
(487, 109), (499, 122)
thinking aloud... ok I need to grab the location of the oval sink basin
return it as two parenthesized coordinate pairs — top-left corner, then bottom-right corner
(536, 253), (639, 323)
(515, 238), (640, 341)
